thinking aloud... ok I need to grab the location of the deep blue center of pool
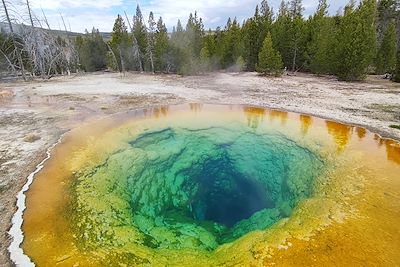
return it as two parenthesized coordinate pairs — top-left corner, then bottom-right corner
(191, 154), (271, 227)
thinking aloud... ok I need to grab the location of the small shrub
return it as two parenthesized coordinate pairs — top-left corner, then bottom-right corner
(23, 134), (41, 143)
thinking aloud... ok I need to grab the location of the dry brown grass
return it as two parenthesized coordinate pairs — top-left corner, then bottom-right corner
(23, 134), (41, 143)
(0, 89), (14, 101)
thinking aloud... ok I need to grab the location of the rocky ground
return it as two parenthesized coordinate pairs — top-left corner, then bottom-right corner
(0, 71), (399, 266)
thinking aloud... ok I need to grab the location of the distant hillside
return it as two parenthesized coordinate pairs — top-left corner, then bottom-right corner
(0, 22), (111, 41)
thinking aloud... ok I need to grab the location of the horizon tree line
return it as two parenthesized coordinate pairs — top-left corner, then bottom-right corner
(1, 0), (400, 82)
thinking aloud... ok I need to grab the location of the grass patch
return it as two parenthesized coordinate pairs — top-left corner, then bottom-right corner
(389, 125), (400, 130)
(367, 104), (397, 113)
(23, 133), (41, 143)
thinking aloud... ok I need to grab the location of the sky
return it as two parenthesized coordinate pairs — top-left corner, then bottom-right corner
(29, 0), (352, 33)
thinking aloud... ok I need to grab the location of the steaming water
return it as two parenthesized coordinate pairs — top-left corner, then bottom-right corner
(15, 104), (400, 266)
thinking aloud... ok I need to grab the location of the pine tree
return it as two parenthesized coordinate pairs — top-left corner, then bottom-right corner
(272, 1), (292, 70)
(393, 49), (400, 82)
(133, 5), (148, 71)
(169, 19), (186, 73)
(242, 4), (268, 71)
(256, 33), (283, 76)
(170, 19), (184, 47)
(110, 16), (129, 47)
(236, 56), (246, 71)
(200, 45), (211, 71)
(335, 0), (377, 81)
(203, 29), (217, 57)
(251, 3), (270, 61)
(377, 0), (397, 43)
(109, 15), (130, 71)
(397, 5), (400, 48)
(154, 16), (169, 72)
(202, 29), (218, 70)
(308, 0), (335, 74)
(376, 22), (397, 74)
(214, 26), (224, 65)
(178, 12), (205, 75)
(77, 28), (108, 72)
(260, 0), (274, 20)
(288, 0), (305, 71)
(185, 12), (204, 58)
(70, 0), (399, 80)
(221, 17), (242, 68)
(259, 0), (274, 46)
(176, 20), (184, 32)
(242, 17), (259, 71)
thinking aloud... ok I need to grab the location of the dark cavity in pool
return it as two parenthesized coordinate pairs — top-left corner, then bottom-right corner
(190, 154), (272, 227)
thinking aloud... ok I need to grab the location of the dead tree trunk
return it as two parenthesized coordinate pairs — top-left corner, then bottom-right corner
(1, 0), (26, 80)
(26, 0), (34, 26)
(106, 43), (119, 71)
(26, 0), (46, 78)
(147, 43), (154, 73)
(119, 46), (125, 73)
(60, 13), (72, 75)
(41, 8), (51, 30)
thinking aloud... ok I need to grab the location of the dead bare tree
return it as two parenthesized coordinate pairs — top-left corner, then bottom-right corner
(106, 42), (119, 71)
(0, 0), (78, 79)
(59, 13), (73, 75)
(1, 0), (26, 80)
(25, 0), (45, 77)
(147, 12), (156, 73)
(40, 8), (50, 30)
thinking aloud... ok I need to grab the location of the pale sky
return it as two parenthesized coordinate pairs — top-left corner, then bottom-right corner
(29, 0), (352, 33)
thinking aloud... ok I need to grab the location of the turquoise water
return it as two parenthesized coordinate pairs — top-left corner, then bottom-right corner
(74, 123), (324, 251)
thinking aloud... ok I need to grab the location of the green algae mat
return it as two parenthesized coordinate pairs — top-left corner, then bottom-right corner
(15, 104), (400, 266)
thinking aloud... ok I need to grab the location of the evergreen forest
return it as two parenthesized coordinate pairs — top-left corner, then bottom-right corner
(1, 0), (400, 82)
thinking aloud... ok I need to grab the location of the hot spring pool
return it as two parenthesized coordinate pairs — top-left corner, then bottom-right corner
(14, 104), (400, 266)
